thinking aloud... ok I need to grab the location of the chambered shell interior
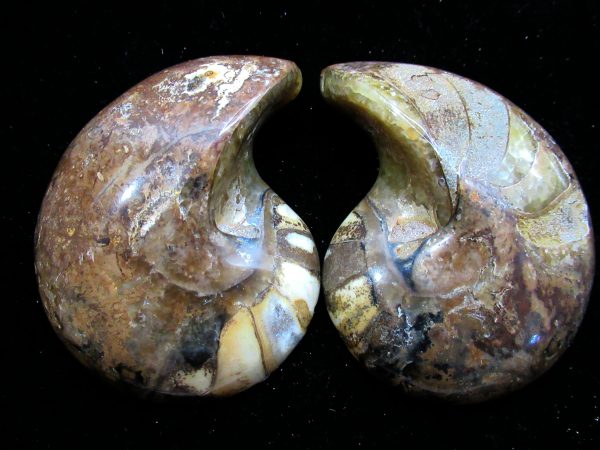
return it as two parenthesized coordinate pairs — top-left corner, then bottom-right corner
(35, 56), (320, 396)
(321, 62), (594, 402)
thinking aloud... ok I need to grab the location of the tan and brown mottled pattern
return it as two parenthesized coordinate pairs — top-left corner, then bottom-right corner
(321, 62), (594, 402)
(35, 56), (320, 396)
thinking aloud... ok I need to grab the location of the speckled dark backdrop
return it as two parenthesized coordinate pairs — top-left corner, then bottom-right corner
(2, 1), (599, 448)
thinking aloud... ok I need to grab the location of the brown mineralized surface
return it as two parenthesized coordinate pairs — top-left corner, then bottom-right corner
(322, 62), (594, 402)
(35, 56), (320, 396)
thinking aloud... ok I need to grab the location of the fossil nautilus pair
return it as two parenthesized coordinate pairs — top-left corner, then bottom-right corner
(35, 56), (594, 402)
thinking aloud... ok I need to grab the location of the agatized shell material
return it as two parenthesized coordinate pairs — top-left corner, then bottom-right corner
(35, 56), (320, 396)
(321, 62), (594, 402)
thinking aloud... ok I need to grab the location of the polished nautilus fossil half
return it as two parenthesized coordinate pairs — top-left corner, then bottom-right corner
(35, 56), (320, 396)
(321, 62), (594, 402)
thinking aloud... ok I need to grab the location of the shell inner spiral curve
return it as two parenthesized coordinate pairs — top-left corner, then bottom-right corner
(321, 62), (594, 402)
(35, 56), (320, 396)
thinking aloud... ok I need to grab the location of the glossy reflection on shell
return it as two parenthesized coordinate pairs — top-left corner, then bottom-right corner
(35, 56), (320, 396)
(321, 62), (594, 402)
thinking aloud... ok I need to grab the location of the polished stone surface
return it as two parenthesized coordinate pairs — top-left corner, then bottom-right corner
(322, 62), (594, 402)
(35, 56), (320, 396)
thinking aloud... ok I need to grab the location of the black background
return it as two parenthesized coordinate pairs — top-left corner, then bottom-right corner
(2, 1), (599, 448)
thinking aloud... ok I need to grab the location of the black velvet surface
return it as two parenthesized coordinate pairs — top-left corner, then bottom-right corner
(2, 1), (599, 448)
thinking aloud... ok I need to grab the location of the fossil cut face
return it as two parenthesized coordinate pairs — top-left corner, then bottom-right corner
(321, 62), (594, 402)
(35, 56), (320, 396)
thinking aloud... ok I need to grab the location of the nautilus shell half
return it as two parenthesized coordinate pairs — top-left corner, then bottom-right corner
(35, 56), (320, 396)
(321, 62), (594, 402)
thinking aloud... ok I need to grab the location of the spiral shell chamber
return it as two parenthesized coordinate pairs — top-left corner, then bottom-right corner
(34, 56), (321, 397)
(321, 62), (594, 402)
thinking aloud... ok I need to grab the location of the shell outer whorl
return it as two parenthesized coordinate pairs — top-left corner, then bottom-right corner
(321, 62), (594, 402)
(34, 56), (320, 397)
